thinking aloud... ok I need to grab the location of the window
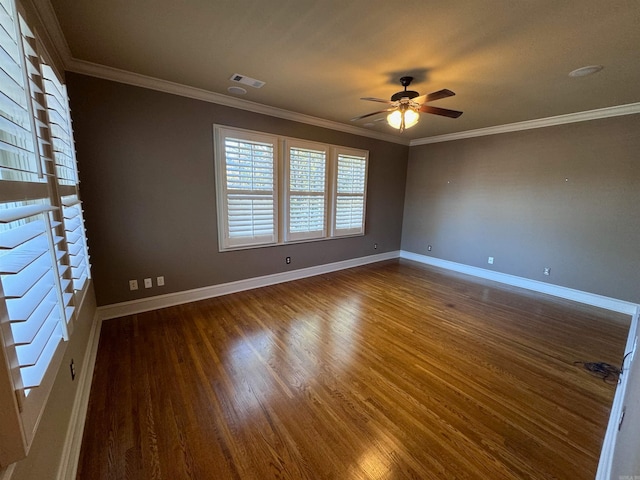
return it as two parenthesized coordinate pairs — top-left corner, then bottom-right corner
(214, 126), (368, 251)
(285, 141), (328, 241)
(333, 149), (368, 237)
(214, 128), (278, 249)
(0, 0), (89, 466)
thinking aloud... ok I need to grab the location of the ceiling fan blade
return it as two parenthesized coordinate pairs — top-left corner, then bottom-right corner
(360, 97), (394, 104)
(419, 105), (463, 118)
(351, 109), (394, 121)
(425, 89), (456, 103)
(412, 94), (427, 105)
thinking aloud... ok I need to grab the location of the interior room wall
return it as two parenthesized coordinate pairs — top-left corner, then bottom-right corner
(65, 73), (409, 307)
(401, 114), (640, 304)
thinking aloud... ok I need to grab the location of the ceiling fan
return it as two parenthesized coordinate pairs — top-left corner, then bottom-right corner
(351, 76), (463, 132)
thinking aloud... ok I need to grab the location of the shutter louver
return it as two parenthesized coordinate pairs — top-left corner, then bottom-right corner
(334, 153), (367, 235)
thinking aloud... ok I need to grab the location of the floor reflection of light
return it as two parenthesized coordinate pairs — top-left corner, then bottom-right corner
(327, 297), (362, 365)
(355, 448), (392, 480)
(223, 295), (365, 420)
(227, 329), (275, 419)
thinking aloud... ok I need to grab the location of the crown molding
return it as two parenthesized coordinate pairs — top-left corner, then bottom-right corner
(410, 102), (640, 146)
(65, 58), (410, 146)
(33, 0), (639, 150)
(25, 0), (72, 69)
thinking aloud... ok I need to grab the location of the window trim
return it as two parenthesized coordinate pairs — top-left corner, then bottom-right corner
(214, 127), (279, 250)
(214, 125), (369, 252)
(332, 147), (369, 238)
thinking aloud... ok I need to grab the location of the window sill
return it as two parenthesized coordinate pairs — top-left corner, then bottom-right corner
(219, 232), (365, 253)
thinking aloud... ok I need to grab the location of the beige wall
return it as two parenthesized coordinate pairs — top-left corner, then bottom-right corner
(402, 114), (640, 303)
(66, 73), (409, 307)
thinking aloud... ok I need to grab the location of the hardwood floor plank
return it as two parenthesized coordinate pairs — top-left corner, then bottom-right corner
(77, 259), (629, 479)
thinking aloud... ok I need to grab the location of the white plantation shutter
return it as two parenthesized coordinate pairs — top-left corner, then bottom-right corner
(61, 197), (89, 290)
(286, 142), (327, 241)
(42, 64), (90, 292)
(17, 16), (78, 329)
(334, 151), (367, 236)
(0, 0), (89, 466)
(0, 203), (67, 390)
(0, 0), (40, 185)
(42, 64), (76, 185)
(0, 0), (68, 396)
(216, 128), (278, 249)
(214, 126), (368, 251)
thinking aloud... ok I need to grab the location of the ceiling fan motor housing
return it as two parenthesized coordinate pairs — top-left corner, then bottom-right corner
(392, 76), (419, 101)
(391, 90), (419, 101)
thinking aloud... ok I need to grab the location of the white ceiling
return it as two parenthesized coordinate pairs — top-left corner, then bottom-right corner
(48, 0), (640, 140)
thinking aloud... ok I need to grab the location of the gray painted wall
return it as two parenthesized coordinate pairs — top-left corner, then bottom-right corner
(401, 114), (640, 303)
(66, 73), (409, 307)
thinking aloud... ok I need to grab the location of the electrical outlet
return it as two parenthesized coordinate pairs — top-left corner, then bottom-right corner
(427, 245), (432, 251)
(374, 243), (378, 250)
(69, 359), (75, 381)
(144, 278), (152, 288)
(286, 256), (291, 264)
(543, 267), (551, 276)
(157, 276), (165, 286)
(129, 279), (138, 291)
(488, 257), (494, 265)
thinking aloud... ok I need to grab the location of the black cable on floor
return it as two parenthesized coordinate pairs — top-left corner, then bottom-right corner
(573, 361), (621, 384)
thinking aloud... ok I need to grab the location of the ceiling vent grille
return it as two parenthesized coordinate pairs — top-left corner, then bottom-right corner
(230, 73), (265, 89)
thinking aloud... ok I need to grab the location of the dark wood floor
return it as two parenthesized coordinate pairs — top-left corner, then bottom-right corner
(77, 259), (629, 479)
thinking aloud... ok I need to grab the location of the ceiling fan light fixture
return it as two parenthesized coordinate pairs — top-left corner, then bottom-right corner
(387, 107), (419, 131)
(404, 108), (420, 128)
(353, 77), (461, 130)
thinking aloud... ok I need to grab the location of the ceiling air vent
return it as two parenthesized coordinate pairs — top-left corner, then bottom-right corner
(230, 73), (265, 89)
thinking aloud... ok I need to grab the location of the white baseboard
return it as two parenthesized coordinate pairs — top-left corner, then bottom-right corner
(400, 250), (639, 315)
(56, 313), (103, 480)
(97, 251), (400, 320)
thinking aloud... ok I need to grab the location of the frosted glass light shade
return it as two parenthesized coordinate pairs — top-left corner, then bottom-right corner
(387, 110), (402, 129)
(387, 108), (419, 130)
(404, 108), (419, 128)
